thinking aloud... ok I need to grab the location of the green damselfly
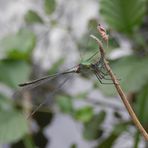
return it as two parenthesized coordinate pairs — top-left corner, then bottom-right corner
(19, 50), (110, 88)
(18, 34), (112, 117)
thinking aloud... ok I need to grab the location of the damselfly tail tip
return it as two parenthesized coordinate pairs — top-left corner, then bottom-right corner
(18, 83), (26, 87)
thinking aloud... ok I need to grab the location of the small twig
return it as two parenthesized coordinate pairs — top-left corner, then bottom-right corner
(90, 34), (148, 141)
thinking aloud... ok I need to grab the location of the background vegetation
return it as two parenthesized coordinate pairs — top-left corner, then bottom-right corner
(0, 0), (148, 147)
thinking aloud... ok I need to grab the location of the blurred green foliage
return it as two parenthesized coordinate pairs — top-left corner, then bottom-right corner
(0, 0), (147, 147)
(25, 10), (44, 24)
(0, 0), (58, 146)
(98, 0), (148, 146)
(0, 60), (31, 88)
(83, 111), (106, 140)
(0, 108), (28, 144)
(78, 0), (148, 146)
(0, 29), (36, 60)
(74, 106), (94, 123)
(96, 123), (128, 148)
(135, 84), (148, 125)
(100, 0), (146, 34)
(0, 29), (34, 144)
(0, 94), (28, 144)
(99, 56), (148, 95)
(44, 0), (56, 15)
(56, 95), (73, 113)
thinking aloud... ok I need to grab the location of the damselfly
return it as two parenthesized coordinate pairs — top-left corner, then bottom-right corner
(18, 26), (112, 118)
(19, 48), (111, 88)
(18, 46), (112, 118)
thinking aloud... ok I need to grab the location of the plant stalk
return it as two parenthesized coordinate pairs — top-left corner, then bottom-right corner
(90, 34), (148, 141)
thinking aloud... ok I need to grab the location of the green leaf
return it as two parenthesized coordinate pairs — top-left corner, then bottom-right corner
(96, 133), (118, 148)
(0, 60), (31, 88)
(100, 56), (148, 96)
(56, 95), (73, 114)
(134, 84), (148, 147)
(96, 123), (127, 148)
(100, 0), (146, 34)
(134, 84), (148, 125)
(70, 144), (77, 148)
(44, 0), (56, 15)
(24, 10), (43, 24)
(0, 29), (36, 60)
(0, 109), (28, 144)
(83, 111), (106, 140)
(74, 106), (94, 123)
(0, 94), (13, 111)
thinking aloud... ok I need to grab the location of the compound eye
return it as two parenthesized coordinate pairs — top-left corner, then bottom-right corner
(91, 64), (95, 67)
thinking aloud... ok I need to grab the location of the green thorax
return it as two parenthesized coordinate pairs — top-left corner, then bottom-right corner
(78, 61), (92, 74)
(81, 61), (91, 67)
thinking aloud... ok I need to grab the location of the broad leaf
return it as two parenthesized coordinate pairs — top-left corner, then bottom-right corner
(83, 111), (106, 140)
(74, 106), (94, 123)
(134, 84), (148, 125)
(56, 95), (73, 114)
(70, 144), (77, 148)
(100, 0), (146, 34)
(99, 56), (148, 96)
(0, 29), (36, 60)
(0, 60), (31, 88)
(0, 94), (13, 111)
(96, 123), (127, 148)
(24, 10), (43, 24)
(0, 109), (28, 144)
(44, 0), (56, 15)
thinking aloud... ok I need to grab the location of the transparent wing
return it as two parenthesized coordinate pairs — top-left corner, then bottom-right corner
(13, 71), (74, 119)
(27, 77), (70, 119)
(19, 73), (63, 90)
(18, 67), (76, 90)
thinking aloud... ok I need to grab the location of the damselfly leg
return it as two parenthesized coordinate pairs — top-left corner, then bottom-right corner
(93, 67), (113, 84)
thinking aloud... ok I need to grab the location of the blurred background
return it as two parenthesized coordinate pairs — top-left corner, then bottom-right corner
(0, 0), (148, 148)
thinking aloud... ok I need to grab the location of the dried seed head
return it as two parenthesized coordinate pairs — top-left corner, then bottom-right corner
(97, 24), (109, 42)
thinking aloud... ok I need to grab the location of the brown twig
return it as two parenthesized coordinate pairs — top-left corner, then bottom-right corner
(90, 34), (148, 141)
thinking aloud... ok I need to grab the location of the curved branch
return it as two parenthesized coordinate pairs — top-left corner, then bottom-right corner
(90, 34), (148, 141)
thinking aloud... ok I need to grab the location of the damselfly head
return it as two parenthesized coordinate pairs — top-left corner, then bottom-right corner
(91, 63), (95, 68)
(75, 65), (81, 73)
(76, 62), (91, 74)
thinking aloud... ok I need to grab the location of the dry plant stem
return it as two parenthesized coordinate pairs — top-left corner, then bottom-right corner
(90, 35), (148, 141)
